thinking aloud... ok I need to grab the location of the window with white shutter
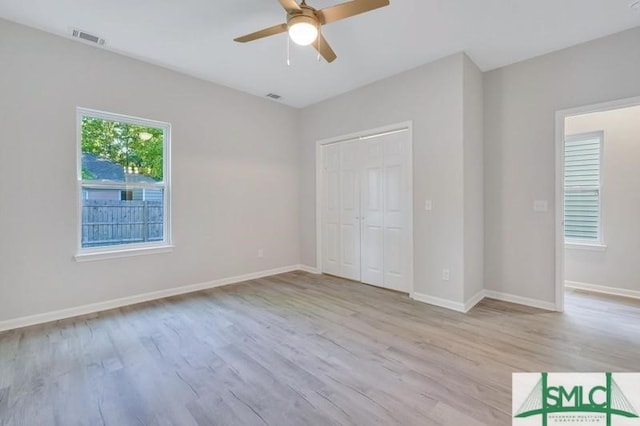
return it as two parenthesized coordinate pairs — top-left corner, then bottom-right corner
(564, 131), (603, 243)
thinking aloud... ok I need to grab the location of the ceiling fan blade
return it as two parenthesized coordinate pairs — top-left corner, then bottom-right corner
(316, 0), (389, 25)
(313, 34), (337, 63)
(278, 0), (301, 13)
(234, 23), (288, 43)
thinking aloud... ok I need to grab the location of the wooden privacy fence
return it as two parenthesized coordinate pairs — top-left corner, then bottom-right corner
(82, 200), (163, 247)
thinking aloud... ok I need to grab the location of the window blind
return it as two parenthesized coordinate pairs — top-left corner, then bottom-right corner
(564, 134), (601, 242)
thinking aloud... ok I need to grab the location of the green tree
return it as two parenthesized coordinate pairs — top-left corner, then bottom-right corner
(81, 116), (164, 180)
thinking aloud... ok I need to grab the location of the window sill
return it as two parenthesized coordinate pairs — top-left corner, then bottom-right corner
(75, 244), (174, 262)
(565, 242), (607, 251)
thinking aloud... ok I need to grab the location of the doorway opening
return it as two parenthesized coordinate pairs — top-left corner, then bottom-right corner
(555, 96), (640, 311)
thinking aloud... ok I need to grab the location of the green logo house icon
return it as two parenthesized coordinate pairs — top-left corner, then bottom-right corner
(514, 373), (638, 426)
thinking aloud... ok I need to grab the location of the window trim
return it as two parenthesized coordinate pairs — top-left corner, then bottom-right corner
(563, 130), (604, 246)
(75, 107), (172, 261)
(565, 242), (607, 251)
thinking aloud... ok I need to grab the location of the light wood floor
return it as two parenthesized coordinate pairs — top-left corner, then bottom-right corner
(1, 272), (639, 426)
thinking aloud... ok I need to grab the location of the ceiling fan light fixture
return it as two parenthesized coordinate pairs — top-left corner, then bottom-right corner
(288, 15), (318, 46)
(234, 0), (390, 63)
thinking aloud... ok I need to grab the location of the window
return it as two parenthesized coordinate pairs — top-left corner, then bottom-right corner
(564, 131), (602, 244)
(77, 108), (171, 258)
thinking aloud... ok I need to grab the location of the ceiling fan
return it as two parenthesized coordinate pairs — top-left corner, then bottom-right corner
(234, 0), (390, 63)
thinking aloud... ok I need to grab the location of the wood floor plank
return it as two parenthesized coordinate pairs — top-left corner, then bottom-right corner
(1, 273), (640, 425)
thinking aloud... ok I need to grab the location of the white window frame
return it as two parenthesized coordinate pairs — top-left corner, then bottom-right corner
(75, 107), (172, 261)
(563, 130), (604, 248)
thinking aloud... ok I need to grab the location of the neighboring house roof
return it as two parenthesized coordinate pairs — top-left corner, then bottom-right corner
(82, 153), (123, 180)
(82, 153), (157, 183)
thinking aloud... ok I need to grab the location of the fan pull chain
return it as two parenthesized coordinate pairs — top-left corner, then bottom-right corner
(287, 36), (291, 66)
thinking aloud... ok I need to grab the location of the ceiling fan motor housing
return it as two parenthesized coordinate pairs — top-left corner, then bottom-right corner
(287, 8), (319, 29)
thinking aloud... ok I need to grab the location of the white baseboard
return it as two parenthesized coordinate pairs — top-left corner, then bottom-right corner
(297, 265), (322, 274)
(565, 280), (640, 300)
(464, 290), (486, 312)
(0, 264), (310, 333)
(0, 265), (566, 332)
(483, 290), (557, 311)
(411, 289), (487, 313)
(410, 292), (467, 313)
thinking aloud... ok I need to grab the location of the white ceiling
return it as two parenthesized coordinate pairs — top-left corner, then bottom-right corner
(1, 0), (639, 107)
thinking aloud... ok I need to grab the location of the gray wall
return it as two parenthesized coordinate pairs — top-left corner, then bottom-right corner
(484, 26), (640, 303)
(300, 53), (475, 303)
(0, 19), (301, 322)
(564, 105), (640, 292)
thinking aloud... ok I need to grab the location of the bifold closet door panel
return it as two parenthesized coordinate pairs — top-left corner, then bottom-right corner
(361, 139), (385, 286)
(382, 132), (411, 293)
(322, 143), (341, 277)
(321, 141), (361, 281)
(339, 141), (361, 281)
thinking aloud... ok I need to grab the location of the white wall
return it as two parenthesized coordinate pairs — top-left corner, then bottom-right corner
(484, 26), (640, 303)
(0, 19), (301, 323)
(301, 53), (485, 304)
(462, 55), (484, 301)
(564, 105), (640, 292)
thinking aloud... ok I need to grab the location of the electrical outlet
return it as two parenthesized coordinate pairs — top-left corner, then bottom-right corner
(425, 200), (432, 211)
(257, 249), (264, 258)
(442, 269), (450, 281)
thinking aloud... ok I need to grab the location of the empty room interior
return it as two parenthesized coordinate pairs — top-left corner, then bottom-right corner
(1, 0), (640, 425)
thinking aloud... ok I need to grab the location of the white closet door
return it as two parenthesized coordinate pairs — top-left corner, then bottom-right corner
(321, 128), (411, 292)
(339, 141), (361, 280)
(322, 144), (341, 277)
(361, 131), (411, 291)
(361, 139), (385, 286)
(321, 141), (361, 281)
(382, 132), (411, 292)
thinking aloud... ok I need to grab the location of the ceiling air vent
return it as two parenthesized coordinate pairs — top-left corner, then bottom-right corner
(71, 28), (105, 46)
(266, 93), (282, 100)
